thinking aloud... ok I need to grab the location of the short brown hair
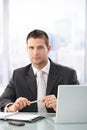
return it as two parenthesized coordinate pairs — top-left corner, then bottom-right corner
(26, 29), (49, 46)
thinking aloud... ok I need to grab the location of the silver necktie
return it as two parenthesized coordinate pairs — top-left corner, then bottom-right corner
(37, 71), (47, 112)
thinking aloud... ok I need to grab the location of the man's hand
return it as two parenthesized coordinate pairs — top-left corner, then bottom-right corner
(7, 97), (30, 112)
(41, 95), (57, 111)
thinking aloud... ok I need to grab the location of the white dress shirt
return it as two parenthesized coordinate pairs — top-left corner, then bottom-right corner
(32, 59), (50, 87)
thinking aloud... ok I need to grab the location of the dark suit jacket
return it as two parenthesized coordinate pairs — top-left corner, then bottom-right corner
(0, 59), (79, 112)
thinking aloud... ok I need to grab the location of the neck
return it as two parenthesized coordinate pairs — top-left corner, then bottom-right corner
(33, 60), (48, 70)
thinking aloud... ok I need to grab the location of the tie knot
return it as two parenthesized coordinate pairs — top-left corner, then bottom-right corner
(37, 71), (43, 78)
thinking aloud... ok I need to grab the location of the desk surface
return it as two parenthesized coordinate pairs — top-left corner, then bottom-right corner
(0, 113), (87, 130)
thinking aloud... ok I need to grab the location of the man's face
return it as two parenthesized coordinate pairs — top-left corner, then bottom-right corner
(27, 38), (51, 69)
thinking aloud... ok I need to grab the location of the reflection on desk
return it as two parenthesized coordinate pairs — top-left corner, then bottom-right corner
(0, 114), (87, 130)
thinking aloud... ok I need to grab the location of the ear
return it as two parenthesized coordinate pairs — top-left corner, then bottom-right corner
(47, 45), (51, 53)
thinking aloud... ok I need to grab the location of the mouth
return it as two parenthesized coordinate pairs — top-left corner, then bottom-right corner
(32, 57), (41, 60)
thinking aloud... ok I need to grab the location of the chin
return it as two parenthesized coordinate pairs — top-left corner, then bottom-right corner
(33, 61), (41, 65)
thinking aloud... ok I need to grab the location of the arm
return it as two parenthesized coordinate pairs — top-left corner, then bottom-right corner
(0, 71), (18, 111)
(69, 69), (80, 84)
(0, 79), (31, 112)
(0, 80), (16, 111)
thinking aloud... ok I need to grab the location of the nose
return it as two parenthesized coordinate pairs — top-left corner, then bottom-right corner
(33, 48), (39, 55)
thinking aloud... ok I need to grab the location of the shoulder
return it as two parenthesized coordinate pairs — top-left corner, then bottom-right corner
(50, 59), (76, 73)
(49, 59), (79, 84)
(13, 64), (32, 75)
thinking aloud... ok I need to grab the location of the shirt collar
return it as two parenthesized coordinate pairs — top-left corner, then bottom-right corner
(32, 59), (50, 75)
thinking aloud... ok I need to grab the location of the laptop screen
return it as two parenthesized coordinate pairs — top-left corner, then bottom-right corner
(55, 85), (87, 123)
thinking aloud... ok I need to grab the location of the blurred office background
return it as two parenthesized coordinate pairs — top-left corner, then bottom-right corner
(0, 0), (87, 92)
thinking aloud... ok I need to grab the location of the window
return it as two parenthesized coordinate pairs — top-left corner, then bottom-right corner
(0, 0), (86, 89)
(0, 0), (3, 86)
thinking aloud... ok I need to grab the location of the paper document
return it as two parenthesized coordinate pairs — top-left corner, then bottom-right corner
(7, 113), (40, 121)
(0, 112), (45, 122)
(0, 112), (17, 119)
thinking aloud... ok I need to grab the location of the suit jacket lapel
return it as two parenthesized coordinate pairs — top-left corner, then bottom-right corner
(46, 61), (60, 95)
(25, 66), (37, 97)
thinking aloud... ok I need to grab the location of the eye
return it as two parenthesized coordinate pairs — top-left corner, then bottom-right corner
(28, 46), (34, 50)
(38, 46), (44, 50)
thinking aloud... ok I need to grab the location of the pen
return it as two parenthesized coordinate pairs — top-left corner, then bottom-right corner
(30, 100), (41, 104)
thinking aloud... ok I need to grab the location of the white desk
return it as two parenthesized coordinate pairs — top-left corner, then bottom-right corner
(0, 114), (87, 130)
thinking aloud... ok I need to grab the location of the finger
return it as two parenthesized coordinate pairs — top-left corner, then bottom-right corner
(8, 97), (30, 112)
(22, 98), (31, 106)
(42, 95), (56, 101)
(20, 98), (30, 107)
(16, 98), (30, 108)
(14, 102), (20, 110)
(41, 95), (51, 102)
(42, 97), (54, 104)
(42, 95), (57, 110)
(9, 103), (20, 112)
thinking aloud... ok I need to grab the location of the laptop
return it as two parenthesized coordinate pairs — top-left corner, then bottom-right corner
(47, 85), (87, 123)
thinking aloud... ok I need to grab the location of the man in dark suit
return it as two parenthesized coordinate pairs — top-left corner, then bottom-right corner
(0, 29), (79, 113)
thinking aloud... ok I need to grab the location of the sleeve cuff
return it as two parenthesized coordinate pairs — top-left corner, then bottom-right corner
(4, 103), (13, 112)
